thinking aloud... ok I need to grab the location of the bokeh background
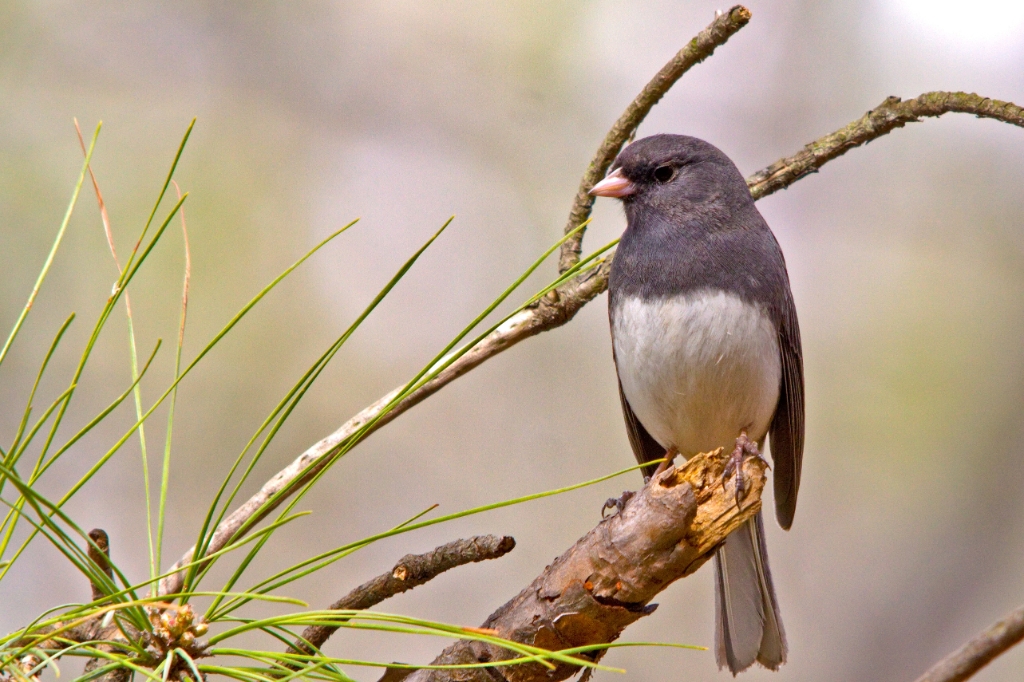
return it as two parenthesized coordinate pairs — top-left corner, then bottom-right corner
(3, 1), (1024, 680)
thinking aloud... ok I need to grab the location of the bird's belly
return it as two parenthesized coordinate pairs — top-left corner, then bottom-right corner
(612, 290), (781, 458)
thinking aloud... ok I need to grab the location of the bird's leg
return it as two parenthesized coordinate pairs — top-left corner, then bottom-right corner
(650, 448), (678, 479)
(602, 449), (677, 518)
(723, 431), (766, 503)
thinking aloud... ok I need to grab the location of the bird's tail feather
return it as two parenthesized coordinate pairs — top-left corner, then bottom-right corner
(714, 512), (787, 674)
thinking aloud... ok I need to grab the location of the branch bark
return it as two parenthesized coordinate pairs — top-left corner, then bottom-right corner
(397, 447), (764, 682)
(913, 603), (1024, 682)
(289, 535), (515, 657)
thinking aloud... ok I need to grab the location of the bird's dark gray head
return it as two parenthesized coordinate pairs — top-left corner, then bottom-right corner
(591, 134), (751, 221)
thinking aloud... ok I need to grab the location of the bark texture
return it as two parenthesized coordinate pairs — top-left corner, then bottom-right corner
(401, 447), (765, 682)
(291, 535), (516, 656)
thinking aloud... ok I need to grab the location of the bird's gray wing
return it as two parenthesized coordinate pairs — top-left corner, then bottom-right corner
(769, 287), (805, 530)
(616, 378), (665, 480)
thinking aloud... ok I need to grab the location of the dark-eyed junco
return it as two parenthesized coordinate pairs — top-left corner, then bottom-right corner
(591, 134), (804, 673)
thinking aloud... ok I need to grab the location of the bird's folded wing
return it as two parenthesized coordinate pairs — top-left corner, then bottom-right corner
(769, 290), (804, 530)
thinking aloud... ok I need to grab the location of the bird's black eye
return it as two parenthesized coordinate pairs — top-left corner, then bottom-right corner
(653, 165), (675, 183)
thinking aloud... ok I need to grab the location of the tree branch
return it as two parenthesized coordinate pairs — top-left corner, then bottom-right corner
(913, 603), (1024, 682)
(747, 91), (1024, 200)
(557, 4), (752, 274)
(289, 535), (515, 657)
(395, 447), (764, 682)
(159, 73), (1024, 609)
(385, 474), (1024, 682)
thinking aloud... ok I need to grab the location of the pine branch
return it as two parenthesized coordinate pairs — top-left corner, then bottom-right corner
(289, 535), (515, 657)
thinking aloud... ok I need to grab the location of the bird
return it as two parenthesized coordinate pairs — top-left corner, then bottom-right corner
(590, 134), (804, 674)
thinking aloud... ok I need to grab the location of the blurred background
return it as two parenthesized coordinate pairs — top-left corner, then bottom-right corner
(2, 1), (1024, 680)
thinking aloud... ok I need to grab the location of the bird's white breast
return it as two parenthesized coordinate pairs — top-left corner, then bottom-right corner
(612, 290), (781, 457)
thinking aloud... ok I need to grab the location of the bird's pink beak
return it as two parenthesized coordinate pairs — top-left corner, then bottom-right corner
(589, 168), (636, 198)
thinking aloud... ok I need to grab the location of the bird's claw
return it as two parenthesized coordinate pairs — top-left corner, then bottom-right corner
(723, 432), (764, 505)
(601, 490), (635, 518)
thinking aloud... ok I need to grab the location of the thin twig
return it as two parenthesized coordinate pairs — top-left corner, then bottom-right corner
(289, 535), (515, 657)
(160, 93), (1024, 601)
(747, 91), (1024, 200)
(913, 603), (1024, 682)
(557, 5), (751, 274)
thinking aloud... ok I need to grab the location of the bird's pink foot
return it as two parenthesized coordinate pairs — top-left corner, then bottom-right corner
(601, 490), (635, 518)
(723, 432), (768, 503)
(646, 448), (678, 482)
